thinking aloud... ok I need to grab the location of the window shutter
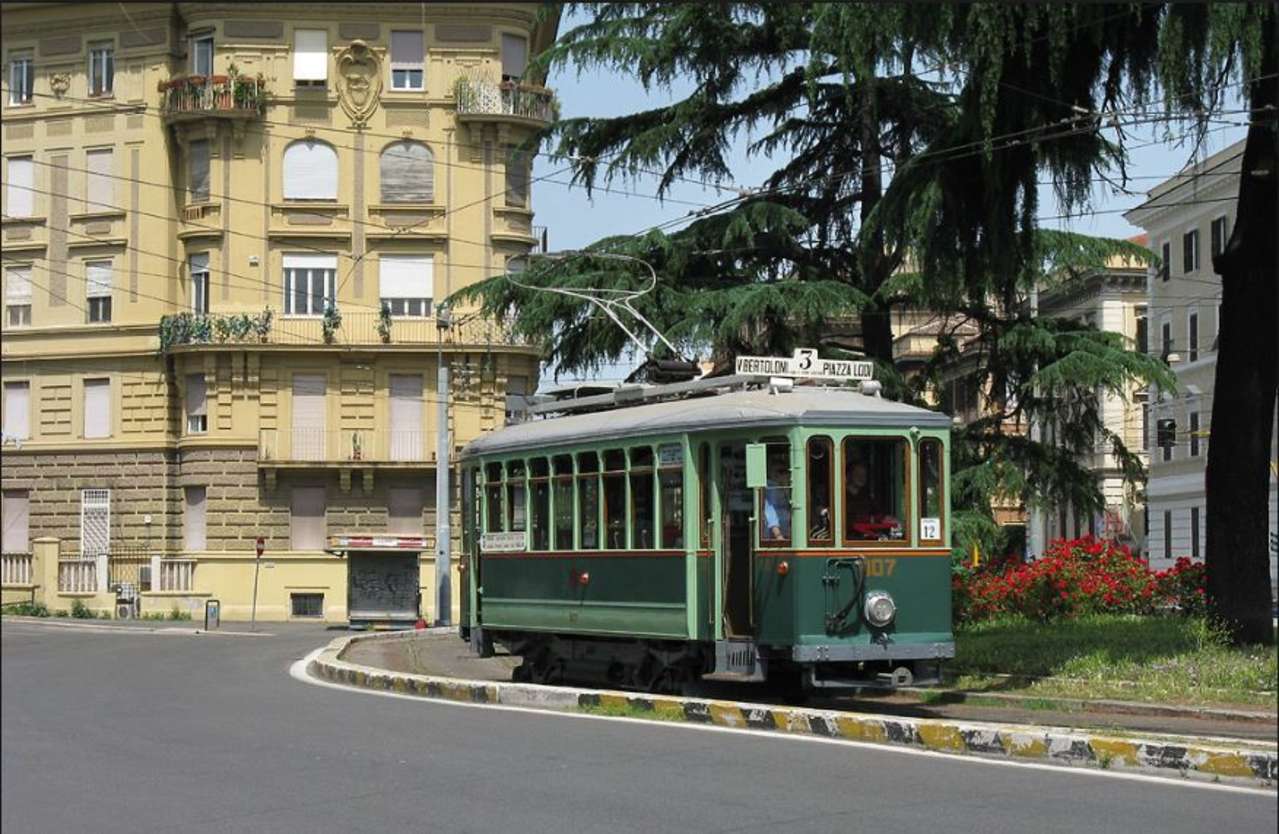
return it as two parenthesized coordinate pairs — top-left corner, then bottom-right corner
(6, 157), (33, 217)
(290, 486), (326, 550)
(86, 261), (112, 298)
(84, 378), (110, 438)
(387, 487), (423, 535)
(1, 490), (29, 553)
(3, 382), (30, 440)
(389, 374), (424, 461)
(291, 374), (326, 460)
(379, 255), (433, 299)
(184, 486), (207, 551)
(293, 29), (328, 81)
(379, 141), (434, 203)
(189, 140), (210, 202)
(501, 33), (528, 78)
(283, 141), (338, 200)
(86, 149), (114, 212)
(6, 266), (32, 303)
(505, 147), (528, 207)
(186, 374), (207, 417)
(390, 31), (424, 67)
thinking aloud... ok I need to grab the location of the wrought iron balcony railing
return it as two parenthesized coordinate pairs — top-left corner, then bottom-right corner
(454, 76), (557, 125)
(160, 74), (266, 121)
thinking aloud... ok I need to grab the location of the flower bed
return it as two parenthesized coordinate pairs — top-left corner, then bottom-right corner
(953, 536), (1206, 623)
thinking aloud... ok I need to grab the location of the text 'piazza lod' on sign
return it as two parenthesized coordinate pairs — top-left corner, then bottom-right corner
(735, 348), (873, 381)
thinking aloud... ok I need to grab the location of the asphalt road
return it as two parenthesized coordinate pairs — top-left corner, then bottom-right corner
(2, 620), (1275, 834)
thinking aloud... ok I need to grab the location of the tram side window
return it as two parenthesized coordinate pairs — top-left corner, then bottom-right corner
(658, 443), (684, 549)
(578, 451), (600, 549)
(630, 446), (655, 549)
(807, 436), (834, 544)
(698, 443), (711, 549)
(919, 439), (944, 542)
(530, 457), (549, 550)
(843, 437), (907, 542)
(506, 460), (527, 533)
(602, 449), (628, 549)
(553, 455), (574, 550)
(760, 442), (792, 545)
(484, 462), (503, 533)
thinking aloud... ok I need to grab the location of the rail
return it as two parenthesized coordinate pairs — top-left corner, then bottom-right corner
(1, 552), (32, 585)
(454, 77), (557, 124)
(58, 558), (97, 593)
(161, 310), (530, 350)
(160, 74), (265, 118)
(259, 428), (441, 465)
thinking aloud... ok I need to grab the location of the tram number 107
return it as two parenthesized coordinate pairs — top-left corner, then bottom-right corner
(864, 558), (897, 577)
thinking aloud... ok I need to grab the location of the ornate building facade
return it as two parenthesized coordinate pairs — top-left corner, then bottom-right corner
(1, 2), (558, 620)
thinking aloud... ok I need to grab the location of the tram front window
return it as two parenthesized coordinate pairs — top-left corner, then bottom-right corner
(843, 437), (907, 542)
(807, 436), (833, 544)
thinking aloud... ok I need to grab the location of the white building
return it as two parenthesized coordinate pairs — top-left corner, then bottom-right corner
(1124, 140), (1278, 590)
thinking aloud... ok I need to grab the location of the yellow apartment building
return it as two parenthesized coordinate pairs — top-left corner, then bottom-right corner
(1, 2), (558, 621)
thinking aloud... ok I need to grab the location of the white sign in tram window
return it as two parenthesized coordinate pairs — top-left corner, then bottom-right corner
(481, 531), (526, 553)
(658, 443), (682, 467)
(920, 517), (941, 540)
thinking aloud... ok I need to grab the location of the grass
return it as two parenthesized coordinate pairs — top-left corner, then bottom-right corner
(951, 614), (1278, 708)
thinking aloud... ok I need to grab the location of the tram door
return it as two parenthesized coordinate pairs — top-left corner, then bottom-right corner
(719, 443), (753, 637)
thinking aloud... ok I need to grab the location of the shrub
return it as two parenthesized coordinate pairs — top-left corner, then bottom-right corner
(954, 536), (1206, 623)
(70, 599), (95, 619)
(1, 601), (51, 617)
(168, 605), (192, 621)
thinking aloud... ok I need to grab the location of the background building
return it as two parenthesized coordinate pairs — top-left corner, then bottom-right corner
(1124, 140), (1278, 592)
(1, 2), (558, 620)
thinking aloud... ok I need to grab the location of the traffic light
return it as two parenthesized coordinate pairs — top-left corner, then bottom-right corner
(1156, 418), (1176, 449)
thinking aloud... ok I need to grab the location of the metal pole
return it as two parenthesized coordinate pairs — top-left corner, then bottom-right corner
(251, 536), (263, 632)
(435, 308), (452, 625)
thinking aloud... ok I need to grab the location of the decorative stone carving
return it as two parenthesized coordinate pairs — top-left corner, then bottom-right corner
(49, 73), (71, 98)
(336, 40), (381, 129)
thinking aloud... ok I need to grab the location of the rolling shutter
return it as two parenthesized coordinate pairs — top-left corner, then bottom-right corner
(379, 141), (433, 203)
(2, 490), (29, 554)
(291, 374), (326, 460)
(293, 29), (328, 81)
(83, 378), (110, 438)
(86, 148), (114, 212)
(184, 486), (206, 551)
(86, 261), (112, 298)
(505, 146), (528, 207)
(6, 266), (32, 304)
(188, 140), (210, 202)
(379, 255), (432, 300)
(3, 382), (29, 440)
(6, 157), (33, 217)
(501, 33), (528, 78)
(389, 374), (423, 461)
(283, 141), (338, 200)
(290, 486), (326, 550)
(390, 30), (424, 68)
(387, 487), (423, 535)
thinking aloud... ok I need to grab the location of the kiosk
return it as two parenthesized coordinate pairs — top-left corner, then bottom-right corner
(326, 535), (427, 628)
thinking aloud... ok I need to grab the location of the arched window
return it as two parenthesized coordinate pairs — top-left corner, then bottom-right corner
(380, 141), (434, 203)
(282, 140), (338, 200)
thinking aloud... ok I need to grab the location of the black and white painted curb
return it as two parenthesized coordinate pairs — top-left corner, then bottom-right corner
(308, 631), (1277, 788)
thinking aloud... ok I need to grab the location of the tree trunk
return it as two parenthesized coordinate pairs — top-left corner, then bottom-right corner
(1204, 22), (1277, 645)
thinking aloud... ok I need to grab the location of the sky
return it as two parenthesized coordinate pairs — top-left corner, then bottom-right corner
(528, 10), (1249, 384)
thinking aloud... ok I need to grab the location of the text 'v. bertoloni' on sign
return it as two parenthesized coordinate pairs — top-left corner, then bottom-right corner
(735, 348), (874, 381)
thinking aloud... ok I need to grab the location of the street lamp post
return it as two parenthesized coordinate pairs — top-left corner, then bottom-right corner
(434, 305), (452, 626)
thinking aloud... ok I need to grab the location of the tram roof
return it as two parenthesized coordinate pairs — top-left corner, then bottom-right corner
(461, 388), (950, 459)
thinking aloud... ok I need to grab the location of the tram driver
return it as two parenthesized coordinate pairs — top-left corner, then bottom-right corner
(846, 455), (901, 540)
(763, 454), (792, 542)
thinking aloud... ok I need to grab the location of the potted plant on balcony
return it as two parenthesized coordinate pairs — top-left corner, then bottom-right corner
(377, 301), (393, 343)
(321, 303), (342, 344)
(254, 308), (274, 342)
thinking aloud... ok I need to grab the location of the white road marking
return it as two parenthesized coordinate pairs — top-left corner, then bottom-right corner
(288, 648), (1276, 798)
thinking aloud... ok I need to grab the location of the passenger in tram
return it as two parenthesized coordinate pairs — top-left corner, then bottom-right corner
(763, 455), (792, 541)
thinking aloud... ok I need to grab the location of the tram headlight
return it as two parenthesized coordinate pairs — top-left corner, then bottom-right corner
(864, 590), (896, 628)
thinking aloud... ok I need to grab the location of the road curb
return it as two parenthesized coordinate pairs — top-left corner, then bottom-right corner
(309, 632), (1277, 788)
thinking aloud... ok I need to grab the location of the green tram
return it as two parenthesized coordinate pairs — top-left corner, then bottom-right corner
(458, 376), (953, 692)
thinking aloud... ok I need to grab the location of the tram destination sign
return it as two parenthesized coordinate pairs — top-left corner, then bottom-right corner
(735, 348), (873, 381)
(481, 531), (527, 553)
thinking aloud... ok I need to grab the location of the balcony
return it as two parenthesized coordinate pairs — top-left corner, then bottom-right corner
(453, 76), (557, 126)
(160, 73), (266, 124)
(158, 310), (532, 353)
(260, 428), (442, 467)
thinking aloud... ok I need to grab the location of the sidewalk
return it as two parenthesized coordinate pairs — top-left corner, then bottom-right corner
(318, 630), (1276, 787)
